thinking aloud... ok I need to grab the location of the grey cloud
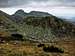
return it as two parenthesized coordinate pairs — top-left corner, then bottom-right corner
(0, 0), (75, 8)
(64, 0), (75, 2)
(0, 0), (8, 7)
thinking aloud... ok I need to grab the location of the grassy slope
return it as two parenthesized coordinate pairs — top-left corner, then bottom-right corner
(0, 15), (20, 33)
(0, 39), (75, 56)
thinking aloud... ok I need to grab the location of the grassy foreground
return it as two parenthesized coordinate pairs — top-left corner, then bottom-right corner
(0, 39), (75, 56)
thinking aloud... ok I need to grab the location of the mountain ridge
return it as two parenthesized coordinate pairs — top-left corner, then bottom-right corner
(0, 10), (75, 42)
(13, 9), (52, 17)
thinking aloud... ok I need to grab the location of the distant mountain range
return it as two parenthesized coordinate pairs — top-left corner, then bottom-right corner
(0, 9), (75, 42)
(60, 16), (75, 25)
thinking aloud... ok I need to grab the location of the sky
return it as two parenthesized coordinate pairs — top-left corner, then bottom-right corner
(0, 0), (75, 18)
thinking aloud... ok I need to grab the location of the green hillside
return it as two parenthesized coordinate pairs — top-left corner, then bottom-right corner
(0, 10), (75, 42)
(0, 10), (19, 33)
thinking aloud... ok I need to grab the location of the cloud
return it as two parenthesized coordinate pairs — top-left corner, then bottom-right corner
(0, 0), (75, 8)
(0, 0), (8, 7)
